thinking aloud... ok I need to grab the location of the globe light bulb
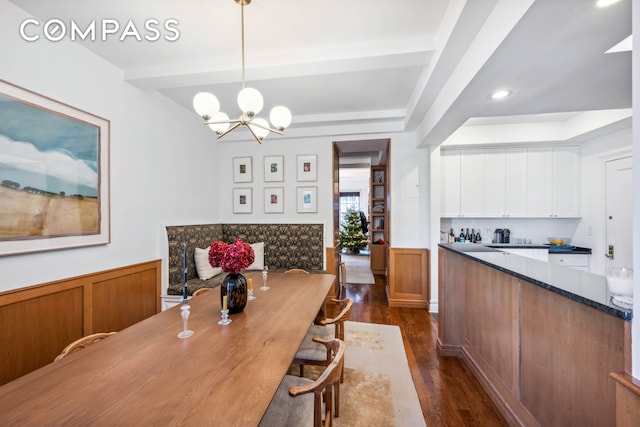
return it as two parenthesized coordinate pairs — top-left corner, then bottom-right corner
(237, 87), (263, 116)
(193, 92), (220, 119)
(249, 118), (270, 139)
(208, 112), (230, 134)
(269, 106), (292, 130)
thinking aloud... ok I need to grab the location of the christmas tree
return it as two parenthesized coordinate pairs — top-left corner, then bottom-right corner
(339, 208), (368, 253)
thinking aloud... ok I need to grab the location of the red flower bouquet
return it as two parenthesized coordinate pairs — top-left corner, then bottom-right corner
(208, 238), (255, 274)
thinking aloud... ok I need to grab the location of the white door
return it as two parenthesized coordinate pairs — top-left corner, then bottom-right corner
(605, 156), (633, 269)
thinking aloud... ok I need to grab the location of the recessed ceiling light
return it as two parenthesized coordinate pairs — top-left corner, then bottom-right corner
(490, 89), (511, 100)
(596, 0), (622, 8)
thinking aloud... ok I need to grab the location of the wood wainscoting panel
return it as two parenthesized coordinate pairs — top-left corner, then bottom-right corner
(0, 260), (161, 386)
(92, 267), (160, 333)
(0, 286), (83, 386)
(387, 248), (429, 308)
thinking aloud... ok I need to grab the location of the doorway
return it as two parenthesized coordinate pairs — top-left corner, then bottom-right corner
(332, 139), (390, 283)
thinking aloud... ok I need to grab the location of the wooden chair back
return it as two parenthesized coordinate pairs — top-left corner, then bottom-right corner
(289, 339), (345, 427)
(54, 332), (117, 361)
(192, 288), (211, 297)
(320, 298), (353, 341)
(284, 269), (310, 274)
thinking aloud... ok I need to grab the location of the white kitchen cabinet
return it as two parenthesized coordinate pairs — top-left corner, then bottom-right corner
(484, 148), (506, 216)
(441, 149), (461, 217)
(526, 146), (580, 218)
(441, 148), (485, 217)
(551, 146), (580, 217)
(484, 147), (527, 217)
(526, 147), (553, 217)
(548, 253), (590, 272)
(440, 145), (579, 218)
(505, 148), (528, 216)
(460, 149), (485, 217)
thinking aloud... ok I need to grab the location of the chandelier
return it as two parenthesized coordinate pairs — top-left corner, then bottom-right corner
(192, 0), (292, 144)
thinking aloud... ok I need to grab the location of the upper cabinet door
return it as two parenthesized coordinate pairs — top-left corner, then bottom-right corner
(441, 149), (461, 217)
(505, 147), (527, 217)
(551, 146), (580, 217)
(484, 148), (506, 217)
(526, 147), (553, 217)
(460, 149), (485, 217)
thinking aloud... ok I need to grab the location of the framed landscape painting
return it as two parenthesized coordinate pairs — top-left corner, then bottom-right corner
(0, 80), (110, 256)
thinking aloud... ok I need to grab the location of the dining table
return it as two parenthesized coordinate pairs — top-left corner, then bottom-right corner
(0, 271), (335, 426)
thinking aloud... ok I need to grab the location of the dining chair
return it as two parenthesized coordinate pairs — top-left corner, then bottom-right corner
(192, 287), (211, 297)
(284, 268), (310, 274)
(54, 332), (117, 361)
(293, 297), (353, 407)
(260, 338), (345, 427)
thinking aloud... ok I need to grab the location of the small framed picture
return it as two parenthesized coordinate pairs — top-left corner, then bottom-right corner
(264, 187), (284, 213)
(297, 186), (317, 213)
(233, 157), (253, 183)
(233, 188), (252, 213)
(264, 155), (284, 182)
(296, 154), (317, 182)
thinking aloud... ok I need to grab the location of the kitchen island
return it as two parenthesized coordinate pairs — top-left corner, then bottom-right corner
(438, 243), (631, 426)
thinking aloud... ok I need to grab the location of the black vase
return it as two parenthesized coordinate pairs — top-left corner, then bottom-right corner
(221, 273), (247, 314)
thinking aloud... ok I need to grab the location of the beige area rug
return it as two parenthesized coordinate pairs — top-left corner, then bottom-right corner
(342, 254), (375, 285)
(297, 321), (426, 426)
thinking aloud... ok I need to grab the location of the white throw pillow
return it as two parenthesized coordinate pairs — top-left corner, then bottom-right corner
(194, 247), (223, 280)
(247, 242), (265, 270)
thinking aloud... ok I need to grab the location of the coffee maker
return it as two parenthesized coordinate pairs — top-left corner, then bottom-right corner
(493, 228), (511, 244)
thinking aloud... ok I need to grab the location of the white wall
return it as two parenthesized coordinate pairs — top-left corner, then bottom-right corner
(0, 1), (220, 292)
(216, 136), (334, 259)
(390, 132), (431, 247)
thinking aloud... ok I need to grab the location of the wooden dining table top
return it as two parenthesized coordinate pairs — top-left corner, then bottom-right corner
(0, 271), (334, 426)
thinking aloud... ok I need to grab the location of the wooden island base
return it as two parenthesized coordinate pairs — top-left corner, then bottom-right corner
(438, 248), (630, 426)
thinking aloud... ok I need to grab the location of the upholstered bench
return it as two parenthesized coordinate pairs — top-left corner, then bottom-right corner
(165, 223), (324, 296)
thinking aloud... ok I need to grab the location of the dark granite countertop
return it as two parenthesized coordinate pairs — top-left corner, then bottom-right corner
(439, 243), (631, 321)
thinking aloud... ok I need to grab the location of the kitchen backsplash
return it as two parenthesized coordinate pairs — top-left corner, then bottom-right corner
(440, 217), (581, 245)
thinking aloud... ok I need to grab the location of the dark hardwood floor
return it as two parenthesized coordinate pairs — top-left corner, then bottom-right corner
(345, 274), (508, 427)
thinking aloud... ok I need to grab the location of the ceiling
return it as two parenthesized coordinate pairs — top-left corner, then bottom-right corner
(8, 0), (632, 150)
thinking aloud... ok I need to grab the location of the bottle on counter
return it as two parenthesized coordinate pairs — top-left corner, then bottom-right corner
(470, 228), (476, 243)
(449, 228), (455, 243)
(475, 230), (482, 243)
(459, 228), (465, 243)
(465, 228), (471, 242)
